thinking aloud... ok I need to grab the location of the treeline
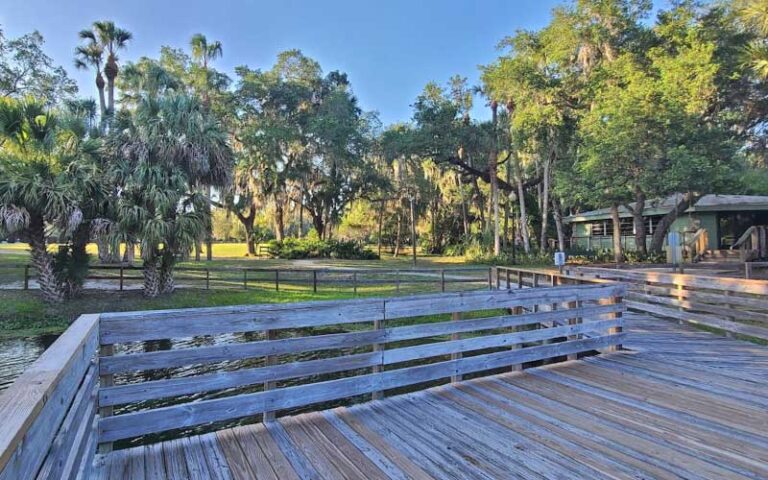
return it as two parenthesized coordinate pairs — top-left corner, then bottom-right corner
(1, 0), (767, 303)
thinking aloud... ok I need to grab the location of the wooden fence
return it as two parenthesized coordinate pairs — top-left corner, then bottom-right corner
(96, 285), (624, 448)
(10, 264), (491, 294)
(564, 266), (768, 341)
(0, 314), (99, 480)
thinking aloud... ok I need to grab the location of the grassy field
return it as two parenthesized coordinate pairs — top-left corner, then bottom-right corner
(0, 242), (486, 338)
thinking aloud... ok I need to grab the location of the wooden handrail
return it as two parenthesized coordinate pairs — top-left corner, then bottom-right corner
(0, 314), (99, 479)
(731, 226), (756, 250)
(95, 286), (625, 444)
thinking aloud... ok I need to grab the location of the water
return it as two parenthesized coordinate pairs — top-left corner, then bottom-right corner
(0, 334), (60, 391)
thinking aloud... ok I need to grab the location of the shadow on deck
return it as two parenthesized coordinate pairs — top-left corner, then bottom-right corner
(99, 313), (768, 480)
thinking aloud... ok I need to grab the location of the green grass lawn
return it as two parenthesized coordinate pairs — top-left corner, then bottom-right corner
(0, 242), (490, 338)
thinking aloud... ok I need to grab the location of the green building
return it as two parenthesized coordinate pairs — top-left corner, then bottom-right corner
(564, 194), (768, 254)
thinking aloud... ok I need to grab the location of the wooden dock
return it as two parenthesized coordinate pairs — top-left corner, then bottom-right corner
(95, 312), (768, 480)
(3, 273), (768, 480)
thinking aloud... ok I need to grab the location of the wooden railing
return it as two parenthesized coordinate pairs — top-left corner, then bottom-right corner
(0, 314), (99, 480)
(731, 225), (768, 261)
(95, 285), (625, 447)
(565, 266), (768, 341)
(10, 265), (491, 294)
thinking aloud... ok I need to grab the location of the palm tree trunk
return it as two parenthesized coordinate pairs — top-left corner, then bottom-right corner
(160, 252), (175, 294)
(143, 257), (162, 298)
(28, 216), (64, 303)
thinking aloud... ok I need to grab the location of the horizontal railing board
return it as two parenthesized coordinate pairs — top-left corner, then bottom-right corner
(100, 330), (385, 375)
(628, 292), (768, 324)
(636, 284), (768, 311)
(625, 300), (768, 340)
(100, 303), (624, 376)
(35, 364), (98, 480)
(99, 314), (622, 406)
(0, 314), (98, 478)
(100, 286), (623, 344)
(98, 334), (623, 443)
(381, 319), (621, 365)
(100, 300), (387, 344)
(99, 352), (382, 407)
(574, 267), (768, 296)
(383, 285), (624, 319)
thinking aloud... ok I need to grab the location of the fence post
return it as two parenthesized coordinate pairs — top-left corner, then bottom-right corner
(119, 266), (124, 292)
(243, 270), (248, 290)
(609, 295), (623, 352)
(206, 268), (210, 290)
(441, 269), (446, 293)
(372, 313), (383, 400)
(312, 270), (317, 293)
(396, 270), (401, 294)
(275, 270), (279, 291)
(263, 329), (276, 422)
(23, 265), (29, 290)
(353, 272), (357, 295)
(451, 312), (462, 383)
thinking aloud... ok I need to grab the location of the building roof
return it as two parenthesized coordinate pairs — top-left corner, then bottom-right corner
(564, 194), (768, 223)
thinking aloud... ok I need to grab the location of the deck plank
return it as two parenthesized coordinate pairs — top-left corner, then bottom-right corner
(100, 313), (768, 480)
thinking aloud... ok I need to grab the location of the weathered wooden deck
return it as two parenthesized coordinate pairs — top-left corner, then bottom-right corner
(97, 313), (768, 480)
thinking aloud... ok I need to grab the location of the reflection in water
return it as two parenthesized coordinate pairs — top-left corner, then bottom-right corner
(0, 334), (59, 391)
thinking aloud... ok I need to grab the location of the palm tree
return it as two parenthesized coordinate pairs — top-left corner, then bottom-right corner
(79, 21), (132, 116)
(107, 92), (232, 296)
(0, 98), (101, 302)
(190, 34), (224, 260)
(190, 33), (223, 106)
(742, 0), (768, 79)
(74, 41), (107, 118)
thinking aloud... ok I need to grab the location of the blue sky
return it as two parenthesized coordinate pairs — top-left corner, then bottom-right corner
(1, 0), (662, 125)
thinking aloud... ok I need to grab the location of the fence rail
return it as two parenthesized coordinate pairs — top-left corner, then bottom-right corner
(565, 266), (768, 341)
(6, 264), (492, 294)
(96, 285), (625, 447)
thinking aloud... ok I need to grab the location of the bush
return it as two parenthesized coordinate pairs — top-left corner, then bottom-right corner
(266, 236), (379, 260)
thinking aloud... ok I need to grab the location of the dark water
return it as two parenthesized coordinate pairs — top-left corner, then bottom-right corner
(0, 334), (60, 391)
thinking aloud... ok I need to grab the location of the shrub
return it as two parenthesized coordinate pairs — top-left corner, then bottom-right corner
(266, 237), (379, 260)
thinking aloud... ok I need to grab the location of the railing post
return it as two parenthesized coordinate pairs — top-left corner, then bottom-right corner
(313, 270), (317, 293)
(263, 329), (276, 422)
(119, 266), (124, 292)
(488, 267), (493, 290)
(243, 270), (248, 290)
(396, 270), (401, 294)
(23, 265), (29, 290)
(451, 312), (462, 383)
(609, 295), (623, 352)
(98, 343), (114, 453)
(506, 269), (511, 290)
(372, 314), (384, 400)
(518, 271), (523, 289)
(496, 269), (501, 290)
(567, 298), (581, 361)
(511, 306), (523, 371)
(206, 268), (210, 290)
(275, 270), (279, 291)
(441, 269), (446, 293)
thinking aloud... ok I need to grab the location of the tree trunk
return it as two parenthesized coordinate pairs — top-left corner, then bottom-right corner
(552, 198), (566, 252)
(28, 216), (65, 303)
(611, 204), (624, 264)
(516, 177), (531, 254)
(457, 174), (469, 240)
(143, 257), (162, 298)
(159, 251), (175, 294)
(630, 187), (647, 257)
(311, 210), (325, 239)
(234, 205), (257, 256)
(96, 74), (107, 120)
(274, 193), (285, 241)
(539, 156), (551, 251)
(246, 225), (256, 256)
(377, 199), (385, 257)
(410, 197), (417, 265)
(123, 240), (135, 263)
(650, 192), (697, 253)
(65, 222), (91, 299)
(393, 208), (403, 258)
